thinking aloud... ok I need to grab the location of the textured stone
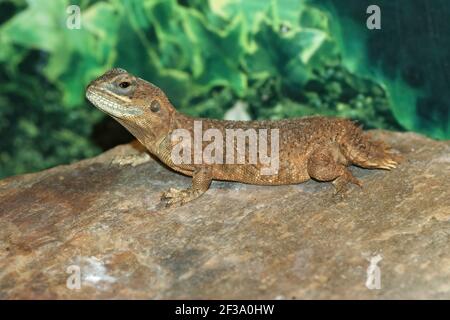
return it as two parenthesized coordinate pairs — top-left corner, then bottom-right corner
(0, 131), (449, 299)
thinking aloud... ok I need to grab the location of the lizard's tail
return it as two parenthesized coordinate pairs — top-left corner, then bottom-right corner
(340, 124), (402, 170)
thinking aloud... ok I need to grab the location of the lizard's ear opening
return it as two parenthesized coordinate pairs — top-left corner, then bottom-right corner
(150, 100), (161, 113)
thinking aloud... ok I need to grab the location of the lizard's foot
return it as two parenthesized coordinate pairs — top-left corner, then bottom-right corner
(332, 171), (362, 196)
(161, 187), (202, 208)
(161, 167), (212, 208)
(112, 153), (151, 167)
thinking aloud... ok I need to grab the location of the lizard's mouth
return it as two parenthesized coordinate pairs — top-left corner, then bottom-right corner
(86, 88), (143, 118)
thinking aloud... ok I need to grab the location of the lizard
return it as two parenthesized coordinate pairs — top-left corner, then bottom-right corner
(86, 68), (401, 207)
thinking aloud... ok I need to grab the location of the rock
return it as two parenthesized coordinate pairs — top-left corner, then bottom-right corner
(0, 131), (449, 299)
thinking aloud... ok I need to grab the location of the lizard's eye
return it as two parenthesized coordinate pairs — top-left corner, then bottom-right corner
(150, 100), (161, 113)
(119, 81), (130, 89)
(111, 79), (135, 96)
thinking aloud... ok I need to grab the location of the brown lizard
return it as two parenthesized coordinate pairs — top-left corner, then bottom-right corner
(86, 68), (401, 207)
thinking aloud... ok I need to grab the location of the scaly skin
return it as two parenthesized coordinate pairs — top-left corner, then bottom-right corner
(86, 68), (401, 207)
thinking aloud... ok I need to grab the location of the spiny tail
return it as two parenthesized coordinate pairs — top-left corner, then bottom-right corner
(340, 123), (402, 170)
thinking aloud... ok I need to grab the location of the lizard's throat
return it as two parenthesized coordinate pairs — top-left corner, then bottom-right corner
(115, 117), (165, 152)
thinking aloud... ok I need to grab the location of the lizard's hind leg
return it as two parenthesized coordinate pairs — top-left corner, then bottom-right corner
(307, 147), (362, 194)
(341, 128), (402, 170)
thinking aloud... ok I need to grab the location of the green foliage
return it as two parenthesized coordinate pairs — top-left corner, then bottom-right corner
(0, 57), (102, 177)
(1, 0), (443, 178)
(315, 0), (450, 139)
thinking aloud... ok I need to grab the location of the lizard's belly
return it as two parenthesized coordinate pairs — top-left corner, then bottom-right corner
(211, 160), (310, 185)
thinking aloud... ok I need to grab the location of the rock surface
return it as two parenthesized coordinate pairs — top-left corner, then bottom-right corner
(0, 130), (449, 299)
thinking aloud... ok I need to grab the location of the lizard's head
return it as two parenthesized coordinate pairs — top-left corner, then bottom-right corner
(86, 68), (175, 119)
(86, 68), (176, 142)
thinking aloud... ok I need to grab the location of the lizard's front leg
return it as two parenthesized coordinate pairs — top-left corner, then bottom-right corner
(161, 166), (212, 207)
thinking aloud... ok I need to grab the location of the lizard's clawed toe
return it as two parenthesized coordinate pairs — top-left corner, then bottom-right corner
(161, 188), (201, 208)
(161, 188), (185, 207)
(332, 171), (362, 197)
(379, 161), (397, 170)
(111, 153), (151, 167)
(162, 187), (181, 198)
